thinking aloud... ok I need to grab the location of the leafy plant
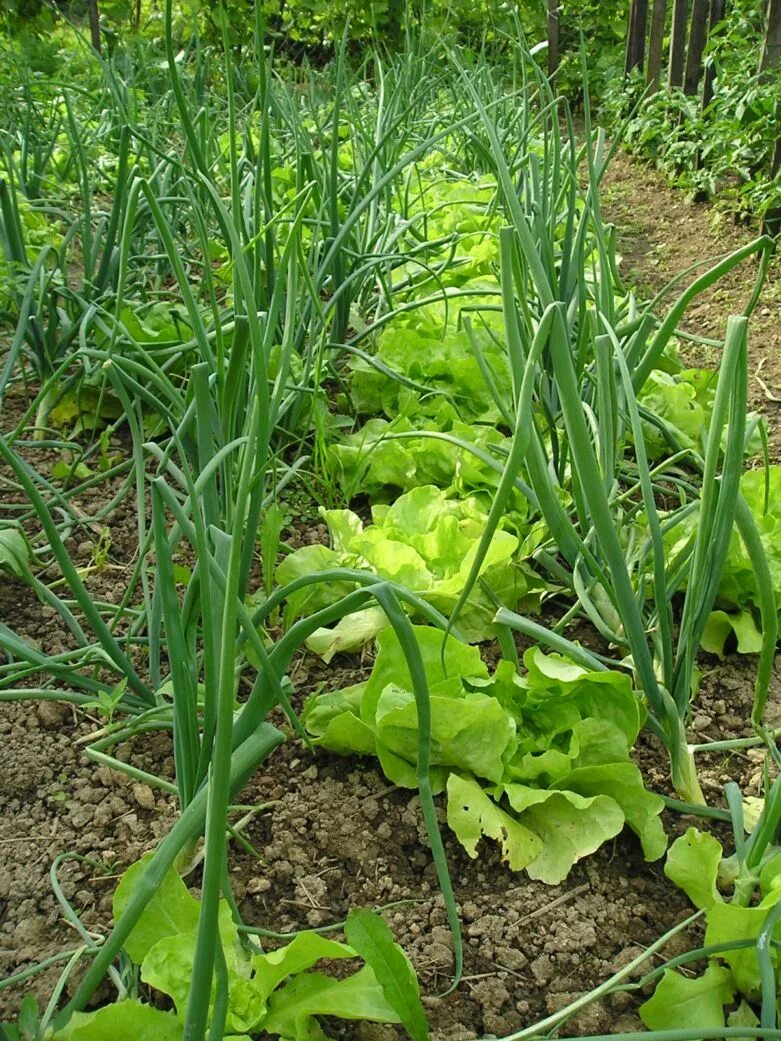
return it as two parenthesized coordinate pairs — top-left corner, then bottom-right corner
(640, 771), (781, 1033)
(304, 625), (667, 884)
(664, 466), (781, 657)
(601, 1), (781, 222)
(277, 485), (543, 653)
(443, 49), (776, 803)
(41, 858), (427, 1041)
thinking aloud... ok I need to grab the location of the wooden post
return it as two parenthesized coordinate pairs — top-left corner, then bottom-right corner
(701, 0), (725, 110)
(548, 0), (560, 81)
(760, 0), (781, 236)
(625, 0), (650, 74)
(87, 0), (101, 53)
(683, 0), (709, 94)
(668, 0), (689, 86)
(635, 0), (650, 72)
(625, 0), (639, 74)
(760, 0), (781, 73)
(647, 0), (668, 90)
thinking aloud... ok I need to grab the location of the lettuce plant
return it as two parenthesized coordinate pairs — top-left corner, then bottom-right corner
(640, 773), (781, 1034)
(276, 485), (542, 655)
(327, 410), (531, 524)
(45, 859), (427, 1041)
(304, 626), (667, 885)
(395, 176), (502, 288)
(637, 366), (764, 462)
(348, 311), (507, 425)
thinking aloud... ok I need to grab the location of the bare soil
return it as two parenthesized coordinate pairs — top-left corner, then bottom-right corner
(0, 152), (780, 1036)
(601, 151), (781, 448)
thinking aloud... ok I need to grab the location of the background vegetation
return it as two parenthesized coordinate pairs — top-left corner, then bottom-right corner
(1, 0), (778, 224)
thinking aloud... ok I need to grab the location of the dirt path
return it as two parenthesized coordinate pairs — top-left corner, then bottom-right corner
(602, 152), (781, 445)
(1, 151), (780, 1036)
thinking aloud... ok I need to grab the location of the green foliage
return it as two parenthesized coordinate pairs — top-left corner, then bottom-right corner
(348, 310), (507, 424)
(48, 858), (427, 1041)
(602, 1), (781, 220)
(641, 963), (736, 1031)
(192, 0), (517, 47)
(1, 8), (778, 1035)
(0, 0), (53, 36)
(642, 814), (781, 1030)
(662, 466), (781, 655)
(0, 522), (36, 578)
(328, 414), (515, 505)
(664, 826), (724, 910)
(304, 625), (666, 883)
(344, 910), (429, 1041)
(277, 486), (542, 648)
(637, 367), (763, 461)
(49, 1004), (186, 1041)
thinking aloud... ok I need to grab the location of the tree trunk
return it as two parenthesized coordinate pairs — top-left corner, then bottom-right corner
(625, 0), (650, 74)
(548, 0), (560, 81)
(87, 0), (101, 53)
(668, 0), (689, 86)
(683, 0), (709, 94)
(701, 0), (725, 109)
(134, 0), (141, 30)
(646, 0), (667, 90)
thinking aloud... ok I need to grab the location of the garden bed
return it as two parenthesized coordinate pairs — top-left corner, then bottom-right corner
(1, 150), (780, 1035)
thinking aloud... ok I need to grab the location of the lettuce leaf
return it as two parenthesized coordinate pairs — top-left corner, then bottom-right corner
(447, 773), (543, 871)
(640, 964), (735, 1031)
(262, 967), (399, 1041)
(647, 465), (781, 654)
(304, 626), (666, 881)
(347, 293), (507, 425)
(278, 486), (541, 646)
(49, 1003), (184, 1041)
(95, 861), (421, 1040)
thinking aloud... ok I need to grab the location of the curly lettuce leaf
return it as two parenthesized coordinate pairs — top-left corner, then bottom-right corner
(262, 967), (400, 1041)
(278, 486), (536, 649)
(348, 307), (508, 425)
(140, 902), (262, 1035)
(502, 785), (625, 884)
(657, 465), (781, 654)
(446, 774), (543, 872)
(665, 827), (725, 910)
(252, 933), (355, 1002)
(640, 964), (735, 1031)
(49, 1002), (185, 1041)
(0, 522), (36, 578)
(305, 607), (390, 663)
(704, 892), (781, 997)
(106, 860), (423, 1040)
(361, 624), (487, 724)
(701, 609), (764, 656)
(638, 368), (763, 461)
(112, 855), (199, 965)
(374, 682), (515, 786)
(304, 627), (666, 881)
(558, 762), (667, 861)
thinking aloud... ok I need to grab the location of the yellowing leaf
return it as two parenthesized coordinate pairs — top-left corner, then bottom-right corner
(446, 774), (542, 871)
